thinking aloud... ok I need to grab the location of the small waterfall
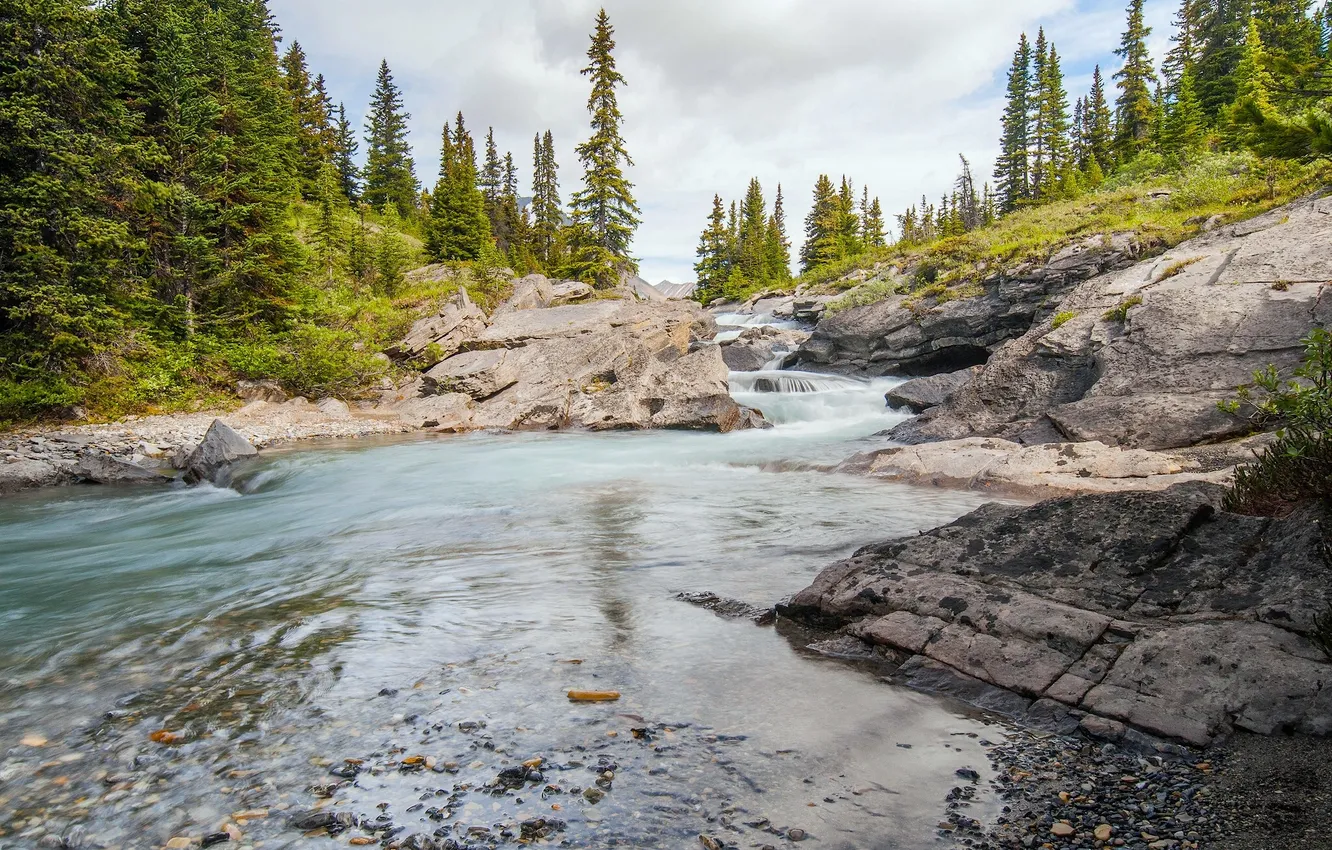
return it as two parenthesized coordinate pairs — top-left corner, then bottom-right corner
(729, 369), (908, 432)
(729, 371), (863, 394)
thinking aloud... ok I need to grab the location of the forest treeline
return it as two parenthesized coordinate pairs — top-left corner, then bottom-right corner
(0, 1), (640, 419)
(695, 0), (1332, 304)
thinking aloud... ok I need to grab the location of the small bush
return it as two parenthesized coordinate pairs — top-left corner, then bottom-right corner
(1223, 328), (1332, 516)
(825, 278), (904, 315)
(1157, 256), (1204, 281)
(1051, 311), (1077, 329)
(1102, 295), (1143, 322)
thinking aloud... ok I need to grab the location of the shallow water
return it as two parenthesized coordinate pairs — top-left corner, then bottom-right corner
(0, 359), (1006, 849)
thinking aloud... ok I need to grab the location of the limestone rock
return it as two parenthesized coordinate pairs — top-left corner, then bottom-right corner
(385, 289), (488, 367)
(314, 398), (351, 419)
(895, 194), (1332, 449)
(885, 368), (978, 413)
(779, 488), (1332, 746)
(74, 453), (171, 486)
(183, 419), (259, 485)
(719, 326), (809, 372)
(391, 393), (474, 431)
(236, 379), (287, 403)
(0, 459), (73, 495)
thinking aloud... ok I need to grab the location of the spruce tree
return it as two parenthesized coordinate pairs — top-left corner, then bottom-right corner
(953, 156), (981, 230)
(1113, 0), (1159, 159)
(994, 33), (1032, 213)
(313, 161), (344, 283)
(800, 175), (842, 273)
(362, 59), (417, 216)
(333, 103), (360, 201)
(566, 9), (640, 288)
(279, 41), (329, 197)
(1225, 18), (1279, 147)
(531, 130), (564, 272)
(1030, 30), (1051, 198)
(764, 184), (792, 281)
(1196, 0), (1249, 119)
(480, 127), (505, 235)
(426, 114), (491, 262)
(862, 194), (887, 249)
(694, 195), (730, 304)
(1164, 0), (1207, 86)
(1163, 66), (1208, 155)
(737, 178), (768, 284)
(1085, 65), (1115, 171)
(1036, 45), (1070, 199)
(836, 177), (862, 258)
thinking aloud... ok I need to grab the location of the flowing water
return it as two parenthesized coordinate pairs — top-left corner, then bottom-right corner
(0, 329), (1007, 850)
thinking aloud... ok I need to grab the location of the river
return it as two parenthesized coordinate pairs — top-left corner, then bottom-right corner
(0, 319), (1006, 850)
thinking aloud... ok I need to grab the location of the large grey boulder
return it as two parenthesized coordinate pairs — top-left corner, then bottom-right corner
(796, 234), (1138, 376)
(0, 459), (74, 495)
(719, 326), (809, 372)
(885, 367), (978, 413)
(182, 419), (258, 485)
(384, 289), (488, 368)
(779, 487), (1332, 746)
(895, 195), (1332, 449)
(391, 393), (474, 430)
(74, 453), (171, 486)
(236, 379), (287, 403)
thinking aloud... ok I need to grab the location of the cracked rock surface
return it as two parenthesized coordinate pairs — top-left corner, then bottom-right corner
(779, 485), (1332, 747)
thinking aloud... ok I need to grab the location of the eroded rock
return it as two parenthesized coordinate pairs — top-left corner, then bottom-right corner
(183, 420), (259, 485)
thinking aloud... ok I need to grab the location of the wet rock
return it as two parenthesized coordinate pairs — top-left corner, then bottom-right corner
(885, 367), (978, 413)
(0, 458), (73, 494)
(73, 452), (171, 486)
(676, 591), (775, 625)
(780, 487), (1332, 746)
(182, 420), (258, 485)
(201, 833), (231, 846)
(289, 809), (337, 830)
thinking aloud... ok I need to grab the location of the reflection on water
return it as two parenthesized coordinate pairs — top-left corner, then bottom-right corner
(0, 402), (1004, 848)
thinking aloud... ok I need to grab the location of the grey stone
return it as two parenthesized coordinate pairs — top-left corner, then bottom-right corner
(392, 393), (474, 431)
(885, 368), (978, 413)
(73, 453), (171, 486)
(0, 459), (73, 495)
(183, 419), (258, 485)
(236, 379), (287, 403)
(314, 398), (351, 419)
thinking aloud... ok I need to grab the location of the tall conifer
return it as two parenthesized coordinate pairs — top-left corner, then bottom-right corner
(994, 34), (1032, 213)
(1113, 0), (1159, 159)
(362, 60), (417, 216)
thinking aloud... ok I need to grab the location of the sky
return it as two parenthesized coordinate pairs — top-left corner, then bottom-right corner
(269, 0), (1178, 283)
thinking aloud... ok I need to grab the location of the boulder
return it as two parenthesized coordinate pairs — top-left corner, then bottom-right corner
(778, 487), (1332, 746)
(797, 234), (1137, 376)
(0, 459), (73, 495)
(423, 349), (521, 399)
(392, 393), (474, 430)
(895, 195), (1332, 449)
(885, 367), (978, 413)
(385, 289), (488, 367)
(314, 398), (351, 419)
(73, 453), (171, 486)
(841, 437), (1229, 498)
(182, 419), (259, 485)
(236, 379), (287, 403)
(719, 326), (810, 372)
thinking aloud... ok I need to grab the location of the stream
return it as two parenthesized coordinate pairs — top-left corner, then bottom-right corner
(0, 315), (1007, 850)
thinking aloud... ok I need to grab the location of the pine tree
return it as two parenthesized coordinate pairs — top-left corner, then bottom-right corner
(1225, 18), (1279, 147)
(694, 195), (730, 304)
(800, 175), (842, 273)
(480, 127), (505, 236)
(426, 114), (491, 262)
(1114, 0), (1160, 159)
(566, 9), (640, 288)
(313, 161), (344, 283)
(375, 205), (410, 295)
(737, 178), (768, 284)
(1164, 0), (1207, 86)
(279, 41), (332, 197)
(836, 177), (862, 257)
(1071, 97), (1087, 168)
(953, 156), (981, 230)
(764, 184), (792, 281)
(862, 194), (887, 248)
(1196, 0), (1249, 119)
(1030, 29), (1051, 198)
(531, 131), (563, 272)
(332, 102), (360, 201)
(1085, 65), (1115, 170)
(994, 33), (1032, 213)
(362, 60), (417, 216)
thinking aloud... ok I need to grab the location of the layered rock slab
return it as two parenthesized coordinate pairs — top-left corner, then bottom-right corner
(779, 487), (1332, 746)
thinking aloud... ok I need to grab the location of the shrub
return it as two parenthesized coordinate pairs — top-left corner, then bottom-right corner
(1223, 328), (1332, 517)
(1051, 310), (1077, 329)
(1102, 295), (1143, 322)
(825, 278), (903, 315)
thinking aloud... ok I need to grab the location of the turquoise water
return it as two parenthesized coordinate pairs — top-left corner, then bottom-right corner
(0, 377), (1004, 849)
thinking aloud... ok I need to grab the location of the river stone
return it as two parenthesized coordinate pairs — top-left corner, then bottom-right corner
(392, 393), (474, 430)
(424, 349), (521, 399)
(893, 194), (1332, 449)
(236, 379), (287, 403)
(0, 459), (73, 494)
(885, 368), (977, 413)
(779, 487), (1332, 746)
(73, 453), (171, 486)
(183, 419), (258, 485)
(314, 398), (351, 419)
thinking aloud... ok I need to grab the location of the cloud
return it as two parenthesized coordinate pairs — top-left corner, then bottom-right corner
(271, 0), (1165, 283)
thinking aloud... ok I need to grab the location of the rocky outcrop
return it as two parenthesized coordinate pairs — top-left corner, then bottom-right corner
(401, 292), (757, 433)
(885, 367), (978, 413)
(840, 437), (1230, 498)
(779, 486), (1332, 747)
(182, 419), (258, 485)
(236, 379), (287, 403)
(384, 289), (488, 368)
(796, 234), (1140, 376)
(719, 326), (809, 372)
(0, 459), (74, 495)
(73, 453), (171, 486)
(894, 195), (1332, 449)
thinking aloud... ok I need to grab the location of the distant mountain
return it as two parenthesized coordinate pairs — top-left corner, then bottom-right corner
(653, 280), (696, 299)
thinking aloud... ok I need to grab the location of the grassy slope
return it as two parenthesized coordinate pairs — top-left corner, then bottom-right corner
(736, 153), (1331, 313)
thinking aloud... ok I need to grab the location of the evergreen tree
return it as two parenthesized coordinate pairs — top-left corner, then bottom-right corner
(1164, 0), (1207, 86)
(1114, 0), (1160, 159)
(836, 177), (861, 257)
(531, 131), (563, 271)
(694, 195), (729, 304)
(279, 41), (330, 197)
(1163, 66), (1208, 155)
(480, 127), (504, 235)
(374, 204), (410, 295)
(1196, 0), (1249, 119)
(800, 175), (842, 273)
(737, 178), (768, 284)
(362, 59), (417, 216)
(994, 33), (1032, 212)
(313, 161), (344, 283)
(332, 102), (360, 201)
(1071, 96), (1087, 168)
(1030, 29), (1051, 198)
(1035, 44), (1071, 199)
(566, 9), (640, 288)
(1085, 65), (1115, 170)
(953, 156), (981, 230)
(764, 184), (791, 281)
(1225, 17), (1279, 147)
(426, 114), (491, 261)
(862, 192), (887, 249)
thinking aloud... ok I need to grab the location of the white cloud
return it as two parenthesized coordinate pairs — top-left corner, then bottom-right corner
(272, 0), (1172, 283)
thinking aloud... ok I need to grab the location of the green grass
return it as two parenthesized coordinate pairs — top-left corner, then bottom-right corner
(1157, 256), (1205, 281)
(1051, 310), (1077, 329)
(1103, 295), (1144, 322)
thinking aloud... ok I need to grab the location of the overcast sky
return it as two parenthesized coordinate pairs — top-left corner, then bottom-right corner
(269, 0), (1175, 283)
